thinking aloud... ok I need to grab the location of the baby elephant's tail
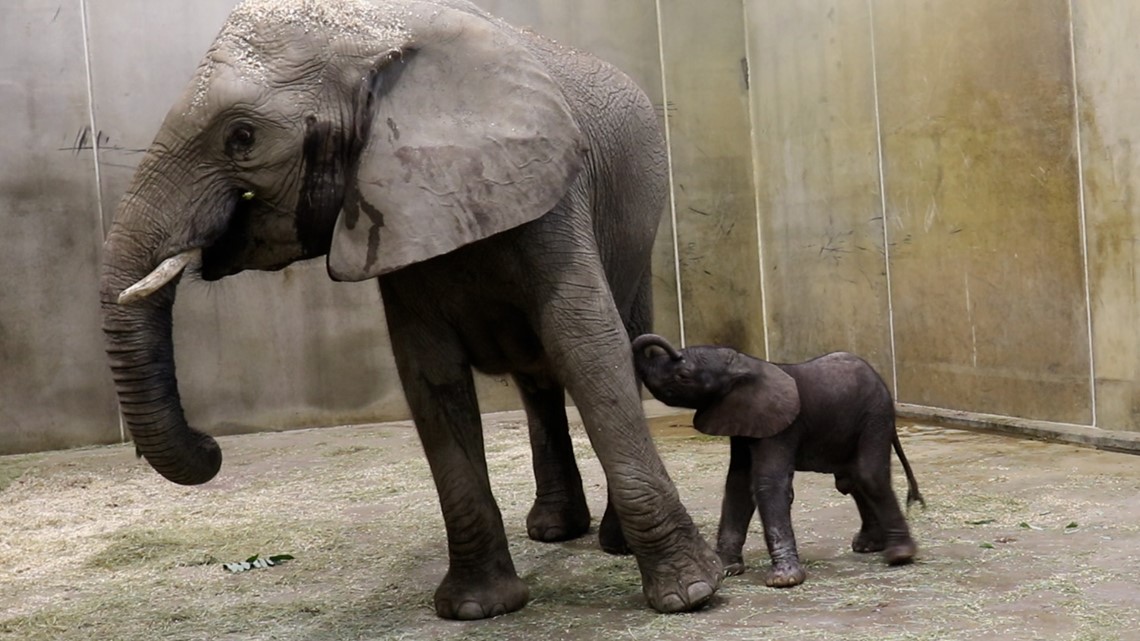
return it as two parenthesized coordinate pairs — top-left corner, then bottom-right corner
(892, 435), (926, 509)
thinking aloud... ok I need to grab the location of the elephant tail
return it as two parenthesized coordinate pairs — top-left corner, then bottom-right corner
(892, 435), (926, 509)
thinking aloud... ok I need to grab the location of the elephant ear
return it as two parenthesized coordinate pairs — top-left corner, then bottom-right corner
(693, 361), (800, 439)
(327, 6), (585, 281)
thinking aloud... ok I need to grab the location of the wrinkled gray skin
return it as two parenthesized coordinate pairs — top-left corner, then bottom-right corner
(99, 0), (721, 620)
(631, 334), (923, 588)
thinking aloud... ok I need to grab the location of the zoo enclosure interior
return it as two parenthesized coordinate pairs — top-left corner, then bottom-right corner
(3, 0), (1139, 455)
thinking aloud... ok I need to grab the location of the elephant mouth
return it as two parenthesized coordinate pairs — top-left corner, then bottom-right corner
(199, 191), (304, 281)
(199, 191), (256, 281)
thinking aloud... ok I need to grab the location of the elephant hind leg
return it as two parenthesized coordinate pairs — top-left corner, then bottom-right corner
(836, 471), (886, 553)
(515, 373), (591, 543)
(852, 423), (917, 566)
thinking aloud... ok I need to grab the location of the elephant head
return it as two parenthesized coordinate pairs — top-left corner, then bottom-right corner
(100, 0), (586, 485)
(631, 334), (800, 439)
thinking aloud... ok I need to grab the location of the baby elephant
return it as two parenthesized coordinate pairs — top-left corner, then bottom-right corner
(631, 334), (924, 588)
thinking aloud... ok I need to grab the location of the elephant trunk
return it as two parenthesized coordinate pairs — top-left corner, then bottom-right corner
(100, 194), (222, 486)
(631, 334), (683, 361)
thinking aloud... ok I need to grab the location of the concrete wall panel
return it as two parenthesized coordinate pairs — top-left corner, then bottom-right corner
(746, 0), (893, 379)
(875, 0), (1091, 422)
(659, 0), (764, 353)
(0, 1), (120, 453)
(1073, 1), (1140, 431)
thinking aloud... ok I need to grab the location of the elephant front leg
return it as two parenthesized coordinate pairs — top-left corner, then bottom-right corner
(533, 261), (721, 613)
(750, 443), (805, 588)
(514, 374), (591, 543)
(384, 299), (527, 620)
(715, 437), (756, 576)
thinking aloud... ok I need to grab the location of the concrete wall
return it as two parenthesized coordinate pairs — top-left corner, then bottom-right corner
(0, 1), (120, 453)
(5, 1), (1140, 454)
(743, 0), (1140, 435)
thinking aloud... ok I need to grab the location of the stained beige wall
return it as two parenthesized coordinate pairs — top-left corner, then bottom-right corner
(743, 0), (1140, 433)
(745, 1), (893, 381)
(659, 0), (765, 354)
(876, 0), (1091, 423)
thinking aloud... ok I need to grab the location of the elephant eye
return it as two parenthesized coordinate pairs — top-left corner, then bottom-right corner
(225, 122), (256, 156)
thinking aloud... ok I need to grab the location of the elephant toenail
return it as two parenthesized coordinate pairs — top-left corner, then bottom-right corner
(455, 601), (485, 620)
(687, 581), (714, 606)
(658, 593), (686, 612)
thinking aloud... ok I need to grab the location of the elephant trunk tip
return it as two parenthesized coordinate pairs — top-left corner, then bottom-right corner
(631, 334), (683, 361)
(134, 426), (224, 486)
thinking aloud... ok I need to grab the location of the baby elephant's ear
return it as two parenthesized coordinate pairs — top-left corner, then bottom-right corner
(693, 362), (800, 438)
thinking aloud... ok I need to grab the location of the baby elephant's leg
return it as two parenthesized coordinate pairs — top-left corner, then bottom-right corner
(835, 472), (886, 553)
(854, 421), (917, 565)
(750, 441), (805, 587)
(715, 437), (756, 576)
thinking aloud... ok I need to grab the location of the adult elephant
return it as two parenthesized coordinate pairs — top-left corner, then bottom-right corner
(99, 0), (720, 621)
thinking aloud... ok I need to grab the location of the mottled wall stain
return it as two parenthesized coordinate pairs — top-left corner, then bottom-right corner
(658, 0), (765, 354)
(746, 0), (893, 380)
(874, 0), (1091, 422)
(1072, 1), (1140, 431)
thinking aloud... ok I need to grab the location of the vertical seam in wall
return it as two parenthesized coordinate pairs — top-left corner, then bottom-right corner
(1067, 0), (1097, 427)
(79, 0), (123, 442)
(655, 0), (686, 347)
(78, 0), (104, 231)
(741, 0), (771, 360)
(867, 0), (899, 396)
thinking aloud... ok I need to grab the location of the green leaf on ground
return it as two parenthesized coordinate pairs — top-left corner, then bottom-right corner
(223, 553), (294, 573)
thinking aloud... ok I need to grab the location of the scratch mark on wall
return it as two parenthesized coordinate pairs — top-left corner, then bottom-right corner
(924, 197), (940, 232)
(966, 272), (977, 368)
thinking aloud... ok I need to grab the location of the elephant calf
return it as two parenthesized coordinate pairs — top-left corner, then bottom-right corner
(632, 334), (924, 588)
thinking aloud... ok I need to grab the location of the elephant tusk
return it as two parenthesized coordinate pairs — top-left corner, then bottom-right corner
(117, 248), (201, 304)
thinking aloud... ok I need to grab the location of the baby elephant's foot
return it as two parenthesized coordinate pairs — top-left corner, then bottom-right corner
(852, 529), (887, 553)
(884, 538), (917, 566)
(764, 561), (806, 588)
(717, 552), (746, 577)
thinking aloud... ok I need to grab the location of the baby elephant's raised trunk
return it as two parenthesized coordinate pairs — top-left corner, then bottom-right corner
(631, 334), (683, 361)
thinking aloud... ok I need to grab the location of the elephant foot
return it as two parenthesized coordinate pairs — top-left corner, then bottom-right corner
(598, 500), (631, 555)
(634, 524), (722, 613)
(884, 538), (917, 566)
(526, 492), (590, 542)
(433, 566), (530, 620)
(852, 529), (887, 553)
(716, 551), (746, 577)
(764, 561), (806, 588)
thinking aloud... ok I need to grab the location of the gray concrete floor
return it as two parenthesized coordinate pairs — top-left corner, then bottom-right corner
(1, 405), (1138, 640)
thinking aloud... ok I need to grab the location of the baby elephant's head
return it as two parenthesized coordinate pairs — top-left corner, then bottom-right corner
(630, 334), (744, 410)
(630, 334), (801, 438)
